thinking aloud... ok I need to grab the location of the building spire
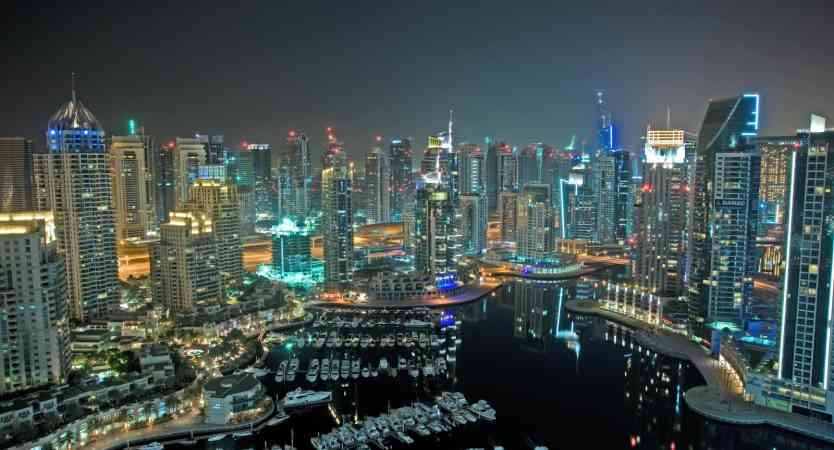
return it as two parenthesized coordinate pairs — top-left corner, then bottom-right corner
(666, 105), (671, 129)
(71, 72), (77, 103)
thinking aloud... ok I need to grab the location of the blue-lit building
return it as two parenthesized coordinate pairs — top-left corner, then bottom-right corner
(34, 89), (119, 320)
(687, 93), (760, 341)
(414, 175), (457, 288)
(271, 217), (313, 276)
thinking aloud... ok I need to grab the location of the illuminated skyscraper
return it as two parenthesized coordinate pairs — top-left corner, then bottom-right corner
(498, 142), (518, 193)
(111, 135), (155, 240)
(458, 143), (485, 195)
(188, 180), (242, 283)
(596, 91), (617, 151)
(34, 89), (119, 321)
(688, 93), (760, 339)
(152, 210), (220, 315)
(484, 137), (499, 214)
(751, 136), (796, 225)
(172, 137), (206, 206)
(365, 139), (390, 224)
(0, 137), (34, 212)
(153, 142), (175, 227)
(776, 121), (834, 419)
(498, 191), (518, 243)
(323, 168), (354, 291)
(0, 214), (69, 393)
(459, 193), (487, 256)
(389, 137), (413, 222)
(247, 143), (273, 218)
(516, 184), (553, 262)
(271, 217), (312, 277)
(414, 177), (457, 284)
(635, 129), (689, 295)
(197, 134), (225, 165)
(279, 131), (312, 219)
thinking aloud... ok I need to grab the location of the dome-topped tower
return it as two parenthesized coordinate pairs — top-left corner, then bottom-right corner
(46, 76), (105, 153)
(47, 97), (102, 131)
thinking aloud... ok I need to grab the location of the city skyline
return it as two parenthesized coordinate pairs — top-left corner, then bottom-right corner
(4, 1), (834, 158)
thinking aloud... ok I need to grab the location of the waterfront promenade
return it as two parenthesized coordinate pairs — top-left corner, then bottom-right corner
(565, 300), (834, 444)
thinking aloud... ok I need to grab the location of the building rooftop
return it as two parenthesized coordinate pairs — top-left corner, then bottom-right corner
(203, 373), (260, 398)
(48, 98), (102, 131)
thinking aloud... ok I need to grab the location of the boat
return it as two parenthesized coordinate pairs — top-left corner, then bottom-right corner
(423, 360), (434, 376)
(341, 355), (350, 379)
(395, 431), (413, 444)
(232, 431), (253, 439)
(321, 358), (330, 381)
(398, 356), (406, 370)
(266, 411), (290, 426)
(138, 443), (164, 450)
(361, 366), (370, 378)
(282, 388), (332, 408)
(330, 359), (340, 381)
(405, 319), (431, 328)
(207, 434), (227, 442)
(470, 399), (497, 421)
(408, 359), (419, 378)
(379, 357), (389, 370)
(351, 359), (361, 379)
(370, 366), (378, 377)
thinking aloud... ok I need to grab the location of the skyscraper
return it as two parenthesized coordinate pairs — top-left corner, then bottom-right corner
(498, 142), (518, 193)
(153, 142), (175, 228)
(34, 90), (119, 321)
(365, 139), (390, 225)
(323, 169), (354, 291)
(279, 131), (312, 219)
(414, 177), (457, 284)
(498, 191), (518, 243)
(459, 193), (487, 256)
(484, 137), (499, 214)
(596, 91), (617, 151)
(0, 137), (34, 212)
(389, 137), (413, 223)
(271, 217), (312, 277)
(248, 143), (272, 218)
(752, 136), (796, 226)
(152, 210), (220, 315)
(0, 213), (69, 393)
(777, 122), (834, 419)
(458, 143), (485, 195)
(197, 134), (225, 165)
(188, 180), (242, 284)
(688, 93), (760, 339)
(111, 135), (155, 240)
(172, 138), (206, 207)
(635, 129), (689, 296)
(516, 184), (553, 262)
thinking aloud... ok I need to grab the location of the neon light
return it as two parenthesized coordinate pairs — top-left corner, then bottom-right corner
(128, 119), (136, 135)
(743, 93), (760, 132)
(609, 124), (614, 149)
(559, 179), (568, 239)
(778, 150), (797, 379)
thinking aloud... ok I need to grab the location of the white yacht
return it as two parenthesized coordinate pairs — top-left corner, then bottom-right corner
(470, 399), (497, 421)
(398, 356), (407, 370)
(282, 388), (332, 408)
(351, 359), (361, 379)
(379, 357), (389, 370)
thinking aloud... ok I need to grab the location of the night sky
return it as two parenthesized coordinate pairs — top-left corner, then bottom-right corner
(3, 1), (832, 159)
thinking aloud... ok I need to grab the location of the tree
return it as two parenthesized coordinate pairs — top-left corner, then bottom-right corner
(228, 329), (245, 342)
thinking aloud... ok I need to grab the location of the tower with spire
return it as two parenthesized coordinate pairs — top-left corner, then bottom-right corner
(34, 75), (119, 321)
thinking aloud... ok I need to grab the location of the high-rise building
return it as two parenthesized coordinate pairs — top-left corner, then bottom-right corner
(247, 143), (272, 218)
(0, 137), (34, 212)
(365, 140), (390, 225)
(34, 91), (119, 321)
(688, 93), (759, 339)
(153, 142), (175, 228)
(751, 136), (796, 225)
(459, 193), (487, 256)
(278, 131), (312, 219)
(111, 135), (155, 240)
(516, 184), (553, 262)
(197, 134), (224, 165)
(592, 149), (631, 243)
(414, 178), (457, 285)
(322, 169), (354, 291)
(458, 143), (485, 195)
(484, 137), (499, 214)
(498, 142), (518, 193)
(389, 137), (413, 223)
(777, 122), (834, 420)
(596, 91), (617, 151)
(172, 138), (206, 207)
(152, 210), (220, 315)
(233, 146), (254, 188)
(271, 217), (312, 277)
(498, 191), (518, 243)
(0, 214), (69, 393)
(635, 129), (689, 296)
(188, 180), (242, 283)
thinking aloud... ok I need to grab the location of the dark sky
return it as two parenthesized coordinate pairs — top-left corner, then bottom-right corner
(3, 0), (832, 160)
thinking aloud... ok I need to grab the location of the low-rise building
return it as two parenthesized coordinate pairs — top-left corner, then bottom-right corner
(202, 373), (265, 424)
(138, 344), (175, 386)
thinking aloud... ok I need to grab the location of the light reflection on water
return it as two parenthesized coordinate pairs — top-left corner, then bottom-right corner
(179, 279), (829, 450)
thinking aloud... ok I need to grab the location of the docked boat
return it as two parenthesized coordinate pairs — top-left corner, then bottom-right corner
(321, 358), (330, 381)
(423, 360), (434, 376)
(351, 359), (361, 379)
(340, 356), (350, 379)
(398, 356), (406, 370)
(282, 388), (332, 408)
(379, 357), (388, 370)
(408, 359), (419, 378)
(405, 319), (431, 328)
(207, 434), (227, 442)
(361, 366), (370, 378)
(266, 410), (290, 426)
(138, 442), (164, 450)
(275, 361), (287, 383)
(470, 399), (497, 421)
(330, 359), (340, 381)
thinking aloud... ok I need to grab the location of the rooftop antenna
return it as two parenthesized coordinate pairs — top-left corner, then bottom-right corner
(71, 72), (77, 102)
(666, 105), (671, 129)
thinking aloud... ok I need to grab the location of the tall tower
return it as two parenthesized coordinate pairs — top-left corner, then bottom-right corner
(414, 176), (457, 284)
(247, 143), (272, 219)
(778, 122), (834, 418)
(323, 168), (354, 291)
(0, 214), (69, 393)
(516, 184), (553, 262)
(34, 86), (119, 320)
(111, 135), (154, 240)
(188, 180), (242, 284)
(498, 142), (518, 193)
(152, 210), (220, 315)
(280, 131), (311, 219)
(636, 128), (689, 295)
(596, 91), (616, 152)
(0, 137), (34, 212)
(389, 137), (413, 222)
(688, 93), (760, 340)
(484, 137), (499, 214)
(365, 137), (390, 225)
(172, 138), (206, 207)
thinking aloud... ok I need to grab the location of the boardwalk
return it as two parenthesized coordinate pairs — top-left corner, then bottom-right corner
(308, 281), (502, 310)
(565, 300), (834, 443)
